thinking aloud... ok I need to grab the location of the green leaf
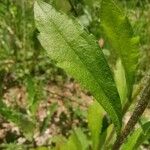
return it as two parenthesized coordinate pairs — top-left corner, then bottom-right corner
(26, 76), (36, 109)
(34, 0), (122, 133)
(61, 128), (89, 150)
(88, 101), (104, 150)
(0, 101), (35, 140)
(51, 135), (67, 150)
(40, 103), (58, 133)
(114, 59), (127, 106)
(100, 0), (139, 96)
(26, 76), (44, 114)
(29, 147), (51, 150)
(104, 124), (116, 149)
(53, 0), (71, 13)
(121, 122), (150, 150)
(73, 128), (89, 150)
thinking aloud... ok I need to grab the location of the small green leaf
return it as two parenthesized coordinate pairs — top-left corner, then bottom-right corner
(51, 135), (67, 150)
(0, 101), (35, 140)
(29, 147), (51, 150)
(34, 0), (122, 133)
(121, 122), (150, 150)
(26, 76), (36, 109)
(74, 128), (89, 150)
(88, 101), (104, 150)
(40, 103), (58, 133)
(53, 0), (71, 13)
(114, 59), (127, 106)
(26, 76), (44, 114)
(61, 128), (89, 150)
(104, 124), (116, 149)
(100, 0), (139, 97)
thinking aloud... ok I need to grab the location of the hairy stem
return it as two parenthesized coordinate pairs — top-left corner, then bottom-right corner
(122, 82), (142, 116)
(112, 74), (150, 150)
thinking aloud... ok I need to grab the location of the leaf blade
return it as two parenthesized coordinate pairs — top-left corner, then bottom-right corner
(61, 128), (89, 150)
(88, 101), (104, 150)
(114, 59), (127, 106)
(34, 0), (122, 133)
(100, 0), (139, 96)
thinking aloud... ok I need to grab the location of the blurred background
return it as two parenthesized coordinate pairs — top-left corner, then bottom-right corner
(0, 0), (150, 149)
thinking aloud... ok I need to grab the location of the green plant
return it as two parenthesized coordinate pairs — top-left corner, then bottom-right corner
(34, 0), (150, 149)
(0, 1), (67, 147)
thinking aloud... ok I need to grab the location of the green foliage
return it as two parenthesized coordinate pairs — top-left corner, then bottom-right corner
(34, 0), (122, 134)
(0, 143), (25, 150)
(121, 121), (150, 150)
(0, 101), (35, 140)
(52, 0), (71, 13)
(129, 3), (150, 79)
(114, 59), (127, 105)
(61, 128), (89, 150)
(26, 76), (45, 114)
(0, 0), (150, 149)
(0, 0), (63, 83)
(88, 101), (104, 150)
(100, 0), (140, 97)
(29, 147), (51, 150)
(40, 103), (58, 133)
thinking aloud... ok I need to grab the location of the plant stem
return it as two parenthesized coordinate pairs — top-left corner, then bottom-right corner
(112, 74), (150, 150)
(122, 82), (142, 116)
